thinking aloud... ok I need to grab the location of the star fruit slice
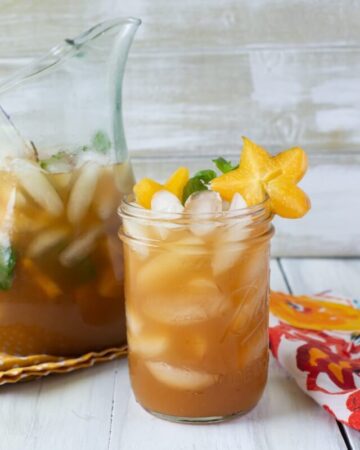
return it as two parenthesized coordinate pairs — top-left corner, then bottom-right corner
(211, 137), (311, 218)
(134, 167), (189, 209)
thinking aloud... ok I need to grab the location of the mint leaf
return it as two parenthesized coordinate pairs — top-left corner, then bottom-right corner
(39, 151), (73, 172)
(92, 130), (111, 154)
(0, 246), (16, 290)
(194, 169), (217, 184)
(183, 177), (208, 203)
(212, 157), (238, 174)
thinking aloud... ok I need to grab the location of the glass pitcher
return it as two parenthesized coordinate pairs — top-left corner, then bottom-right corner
(0, 17), (141, 356)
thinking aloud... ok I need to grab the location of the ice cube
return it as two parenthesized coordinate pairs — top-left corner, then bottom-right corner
(223, 221), (251, 244)
(59, 226), (102, 267)
(15, 190), (27, 208)
(146, 361), (218, 390)
(235, 246), (269, 289)
(163, 235), (206, 256)
(0, 186), (16, 247)
(12, 159), (63, 216)
(123, 217), (148, 240)
(219, 193), (252, 242)
(229, 193), (247, 210)
(75, 149), (111, 168)
(27, 227), (69, 258)
(128, 333), (168, 358)
(222, 200), (230, 211)
(137, 252), (187, 289)
(185, 191), (222, 236)
(126, 308), (143, 335)
(67, 162), (100, 224)
(95, 195), (116, 220)
(151, 190), (184, 239)
(40, 152), (74, 174)
(137, 251), (207, 292)
(141, 276), (227, 325)
(212, 194), (252, 274)
(104, 235), (124, 280)
(212, 242), (246, 275)
(93, 168), (118, 220)
(151, 190), (184, 214)
(122, 218), (150, 259)
(185, 190), (222, 215)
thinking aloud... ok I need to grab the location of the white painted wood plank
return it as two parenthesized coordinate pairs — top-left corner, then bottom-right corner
(0, 379), (43, 449)
(0, 361), (119, 450)
(107, 359), (132, 450)
(32, 361), (118, 450)
(108, 260), (346, 450)
(2, 47), (360, 158)
(123, 48), (360, 157)
(0, 0), (360, 57)
(281, 258), (360, 450)
(272, 159), (360, 257)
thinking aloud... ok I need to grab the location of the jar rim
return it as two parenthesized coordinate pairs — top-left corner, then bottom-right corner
(118, 193), (271, 221)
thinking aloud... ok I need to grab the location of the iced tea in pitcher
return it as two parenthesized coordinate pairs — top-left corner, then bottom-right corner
(0, 149), (134, 355)
(0, 18), (141, 355)
(120, 137), (310, 422)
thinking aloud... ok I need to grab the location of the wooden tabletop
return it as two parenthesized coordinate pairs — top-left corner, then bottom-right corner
(0, 258), (359, 450)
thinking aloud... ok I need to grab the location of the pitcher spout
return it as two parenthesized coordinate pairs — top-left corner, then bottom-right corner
(0, 17), (141, 164)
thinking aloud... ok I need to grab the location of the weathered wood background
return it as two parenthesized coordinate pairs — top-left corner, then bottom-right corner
(0, 0), (359, 256)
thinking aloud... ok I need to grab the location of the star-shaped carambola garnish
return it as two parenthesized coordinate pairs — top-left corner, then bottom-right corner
(211, 137), (311, 218)
(134, 167), (189, 208)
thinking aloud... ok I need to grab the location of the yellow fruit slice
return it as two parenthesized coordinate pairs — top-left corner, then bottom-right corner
(266, 176), (311, 218)
(164, 166), (189, 200)
(133, 167), (189, 209)
(211, 171), (265, 205)
(273, 147), (308, 183)
(240, 137), (276, 178)
(21, 258), (62, 300)
(211, 137), (275, 205)
(133, 178), (163, 209)
(211, 137), (311, 219)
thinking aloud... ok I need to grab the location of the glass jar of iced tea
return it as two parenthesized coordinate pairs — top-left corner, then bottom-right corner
(120, 194), (274, 423)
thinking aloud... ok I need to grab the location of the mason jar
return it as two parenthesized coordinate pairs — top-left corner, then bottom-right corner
(119, 194), (274, 423)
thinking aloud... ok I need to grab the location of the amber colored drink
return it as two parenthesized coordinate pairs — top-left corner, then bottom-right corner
(0, 159), (134, 355)
(120, 200), (273, 422)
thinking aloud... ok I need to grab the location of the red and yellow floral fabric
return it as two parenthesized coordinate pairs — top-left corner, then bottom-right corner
(270, 291), (360, 431)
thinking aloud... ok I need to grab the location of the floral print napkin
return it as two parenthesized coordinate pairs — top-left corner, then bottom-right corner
(269, 291), (360, 431)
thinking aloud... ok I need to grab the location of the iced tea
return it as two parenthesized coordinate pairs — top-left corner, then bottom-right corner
(0, 157), (134, 355)
(120, 196), (273, 422)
